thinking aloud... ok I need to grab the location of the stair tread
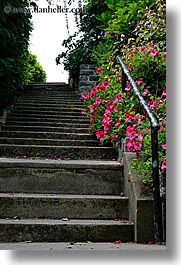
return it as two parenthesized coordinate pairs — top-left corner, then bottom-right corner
(0, 193), (127, 200)
(0, 157), (121, 167)
(0, 144), (114, 147)
(0, 219), (133, 225)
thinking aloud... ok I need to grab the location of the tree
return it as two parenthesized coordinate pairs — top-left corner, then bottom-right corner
(0, 1), (46, 112)
(26, 53), (47, 83)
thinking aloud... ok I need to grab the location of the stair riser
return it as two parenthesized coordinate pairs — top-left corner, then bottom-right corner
(0, 131), (93, 140)
(12, 110), (83, 116)
(6, 122), (89, 128)
(20, 96), (81, 100)
(15, 104), (83, 109)
(3, 126), (88, 133)
(9, 113), (88, 120)
(7, 117), (89, 124)
(0, 138), (98, 147)
(17, 99), (83, 104)
(0, 167), (124, 195)
(0, 146), (117, 160)
(0, 222), (134, 243)
(0, 196), (128, 220)
(14, 104), (82, 109)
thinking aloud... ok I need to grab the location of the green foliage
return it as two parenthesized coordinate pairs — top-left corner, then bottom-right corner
(56, 0), (107, 81)
(0, 0), (44, 111)
(81, 0), (166, 193)
(26, 53), (47, 83)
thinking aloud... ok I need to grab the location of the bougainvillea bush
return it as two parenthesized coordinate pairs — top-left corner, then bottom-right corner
(82, 42), (166, 193)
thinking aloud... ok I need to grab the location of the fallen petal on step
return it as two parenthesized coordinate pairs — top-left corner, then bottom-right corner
(114, 240), (122, 244)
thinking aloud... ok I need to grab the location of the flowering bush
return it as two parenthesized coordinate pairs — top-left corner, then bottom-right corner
(81, 0), (166, 193)
(82, 42), (166, 193)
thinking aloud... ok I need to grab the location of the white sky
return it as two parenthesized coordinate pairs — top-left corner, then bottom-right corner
(29, 0), (78, 82)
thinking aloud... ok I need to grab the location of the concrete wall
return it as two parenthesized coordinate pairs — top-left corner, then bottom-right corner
(123, 152), (155, 243)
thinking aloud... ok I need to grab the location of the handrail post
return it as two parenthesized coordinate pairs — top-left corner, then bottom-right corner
(151, 126), (163, 244)
(122, 68), (127, 92)
(118, 56), (164, 244)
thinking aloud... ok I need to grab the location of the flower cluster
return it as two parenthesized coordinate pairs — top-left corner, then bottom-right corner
(82, 41), (166, 192)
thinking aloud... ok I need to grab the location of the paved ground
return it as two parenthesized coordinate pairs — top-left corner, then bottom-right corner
(0, 242), (166, 251)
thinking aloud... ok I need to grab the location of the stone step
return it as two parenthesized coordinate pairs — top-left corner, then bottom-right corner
(20, 95), (80, 99)
(9, 113), (88, 121)
(0, 158), (123, 195)
(23, 94), (79, 98)
(0, 131), (93, 140)
(0, 193), (128, 220)
(17, 96), (83, 101)
(0, 145), (117, 160)
(14, 106), (82, 111)
(5, 121), (89, 128)
(0, 219), (134, 242)
(0, 138), (99, 147)
(12, 110), (83, 116)
(2, 125), (88, 133)
(27, 82), (68, 87)
(15, 103), (83, 108)
(5, 116), (90, 124)
(24, 88), (75, 92)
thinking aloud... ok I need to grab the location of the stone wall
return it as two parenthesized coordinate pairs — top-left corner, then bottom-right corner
(78, 64), (98, 94)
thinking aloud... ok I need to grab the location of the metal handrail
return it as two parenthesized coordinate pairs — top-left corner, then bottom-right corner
(118, 56), (163, 244)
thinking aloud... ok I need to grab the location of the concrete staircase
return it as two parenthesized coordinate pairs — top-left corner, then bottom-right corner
(0, 83), (134, 243)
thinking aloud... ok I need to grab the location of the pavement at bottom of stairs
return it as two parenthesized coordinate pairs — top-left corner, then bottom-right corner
(0, 242), (166, 251)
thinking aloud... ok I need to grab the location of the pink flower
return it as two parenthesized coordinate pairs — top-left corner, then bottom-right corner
(90, 104), (95, 113)
(162, 90), (166, 97)
(143, 89), (149, 96)
(95, 130), (105, 142)
(161, 160), (166, 171)
(146, 128), (150, 132)
(125, 86), (131, 91)
(114, 93), (123, 103)
(97, 82), (109, 91)
(101, 81), (110, 88)
(125, 82), (131, 91)
(134, 141), (142, 151)
(126, 141), (133, 151)
(158, 123), (162, 133)
(81, 93), (89, 101)
(95, 97), (103, 105)
(96, 67), (103, 74)
(136, 80), (144, 85)
(149, 49), (160, 57)
(90, 115), (97, 122)
(162, 144), (166, 150)
(115, 120), (121, 128)
(126, 126), (138, 140)
(82, 110), (87, 115)
(138, 115), (145, 123)
(164, 52), (166, 61)
(104, 31), (110, 36)
(132, 48), (137, 53)
(137, 132), (144, 141)
(125, 114), (137, 124)
(139, 47), (147, 53)
(148, 100), (155, 110)
(90, 88), (97, 98)
(102, 116), (112, 129)
(149, 43), (154, 49)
